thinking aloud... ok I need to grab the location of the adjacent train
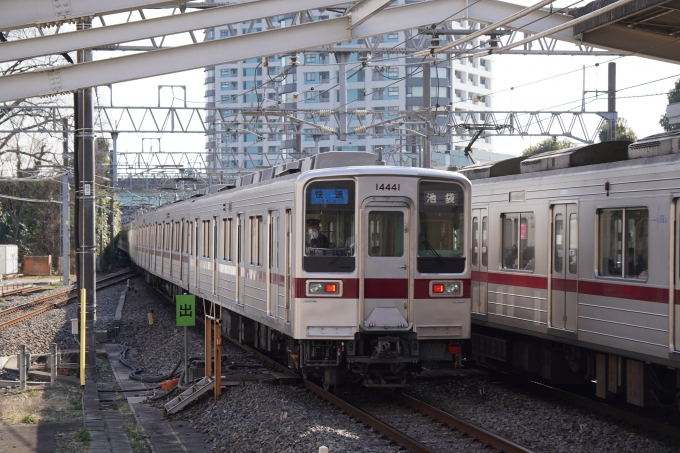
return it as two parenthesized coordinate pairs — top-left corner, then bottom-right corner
(460, 131), (680, 408)
(120, 152), (471, 389)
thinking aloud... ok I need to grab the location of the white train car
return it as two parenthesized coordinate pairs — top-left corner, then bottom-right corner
(461, 133), (680, 407)
(122, 152), (471, 388)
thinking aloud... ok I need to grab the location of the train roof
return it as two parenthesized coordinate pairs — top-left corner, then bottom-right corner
(459, 131), (680, 180)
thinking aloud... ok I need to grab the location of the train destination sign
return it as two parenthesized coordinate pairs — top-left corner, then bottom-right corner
(421, 190), (461, 206)
(310, 188), (349, 205)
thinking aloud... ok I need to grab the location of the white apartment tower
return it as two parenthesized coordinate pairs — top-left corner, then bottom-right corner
(204, 2), (496, 172)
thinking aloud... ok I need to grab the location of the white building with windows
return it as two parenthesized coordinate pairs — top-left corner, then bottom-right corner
(203, 3), (506, 172)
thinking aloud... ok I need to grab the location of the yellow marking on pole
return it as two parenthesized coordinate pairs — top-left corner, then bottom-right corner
(80, 288), (86, 386)
(147, 312), (154, 325)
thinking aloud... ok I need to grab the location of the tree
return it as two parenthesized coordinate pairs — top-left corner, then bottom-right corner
(599, 117), (637, 142)
(522, 137), (575, 157)
(659, 78), (680, 132)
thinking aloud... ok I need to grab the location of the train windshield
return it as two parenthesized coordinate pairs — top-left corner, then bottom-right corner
(303, 179), (356, 273)
(417, 181), (466, 273)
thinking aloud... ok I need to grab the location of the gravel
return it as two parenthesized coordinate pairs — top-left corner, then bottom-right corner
(0, 280), (128, 357)
(407, 376), (680, 453)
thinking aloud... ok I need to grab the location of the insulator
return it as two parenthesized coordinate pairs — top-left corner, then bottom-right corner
(318, 126), (336, 135)
(352, 126), (368, 134)
(317, 110), (334, 116)
(354, 110), (368, 117)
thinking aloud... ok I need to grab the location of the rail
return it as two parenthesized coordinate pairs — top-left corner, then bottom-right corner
(0, 271), (137, 330)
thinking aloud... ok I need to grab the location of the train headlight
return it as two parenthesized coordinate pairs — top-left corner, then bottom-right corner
(446, 283), (461, 295)
(306, 280), (343, 297)
(430, 281), (463, 297)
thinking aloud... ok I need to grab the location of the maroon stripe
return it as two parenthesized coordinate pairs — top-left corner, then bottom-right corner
(471, 270), (488, 283)
(553, 278), (578, 293)
(579, 280), (668, 304)
(487, 272), (548, 290)
(364, 278), (408, 299)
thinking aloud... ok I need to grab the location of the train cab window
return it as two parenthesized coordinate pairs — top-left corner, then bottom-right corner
(598, 208), (648, 279)
(368, 211), (404, 257)
(501, 212), (535, 272)
(481, 216), (488, 267)
(304, 180), (355, 272)
(418, 181), (465, 273)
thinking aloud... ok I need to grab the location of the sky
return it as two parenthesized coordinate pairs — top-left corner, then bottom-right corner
(90, 0), (680, 161)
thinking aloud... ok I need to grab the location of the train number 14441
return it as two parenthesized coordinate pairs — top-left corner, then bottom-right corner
(376, 183), (401, 191)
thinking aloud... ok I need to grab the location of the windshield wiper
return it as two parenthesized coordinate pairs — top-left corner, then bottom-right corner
(422, 240), (444, 263)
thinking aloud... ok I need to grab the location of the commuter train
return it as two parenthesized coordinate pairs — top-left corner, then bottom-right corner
(460, 132), (680, 408)
(121, 152), (471, 389)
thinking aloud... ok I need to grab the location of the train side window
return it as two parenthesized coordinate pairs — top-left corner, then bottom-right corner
(249, 216), (262, 266)
(598, 208), (648, 279)
(472, 217), (479, 266)
(202, 220), (210, 258)
(223, 219), (232, 261)
(554, 214), (564, 273)
(481, 216), (488, 267)
(569, 214), (577, 274)
(501, 212), (535, 272)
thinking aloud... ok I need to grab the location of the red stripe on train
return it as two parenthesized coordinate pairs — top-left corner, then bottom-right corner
(294, 278), (471, 299)
(552, 277), (577, 293)
(579, 280), (668, 304)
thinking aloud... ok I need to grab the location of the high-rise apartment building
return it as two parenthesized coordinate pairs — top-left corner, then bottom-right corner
(204, 3), (501, 173)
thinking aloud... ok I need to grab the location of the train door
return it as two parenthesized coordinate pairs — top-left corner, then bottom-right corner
(471, 208), (488, 315)
(362, 204), (410, 329)
(236, 214), (244, 305)
(551, 204), (578, 331)
(267, 210), (279, 319)
(180, 220), (185, 282)
(284, 209), (292, 323)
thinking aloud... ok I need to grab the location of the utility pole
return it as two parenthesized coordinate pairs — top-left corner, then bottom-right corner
(110, 132), (118, 265)
(422, 62), (432, 169)
(61, 119), (69, 286)
(608, 62), (617, 141)
(335, 52), (350, 143)
(77, 20), (97, 378)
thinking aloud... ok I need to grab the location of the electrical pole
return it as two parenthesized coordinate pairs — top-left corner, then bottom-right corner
(608, 62), (617, 141)
(61, 119), (69, 286)
(335, 52), (350, 143)
(110, 132), (118, 266)
(77, 20), (97, 378)
(422, 62), (432, 169)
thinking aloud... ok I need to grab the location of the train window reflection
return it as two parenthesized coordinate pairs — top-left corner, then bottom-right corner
(501, 212), (535, 272)
(569, 214), (577, 274)
(304, 180), (355, 257)
(368, 211), (404, 257)
(598, 208), (648, 279)
(472, 217), (479, 266)
(481, 216), (488, 267)
(554, 214), (564, 273)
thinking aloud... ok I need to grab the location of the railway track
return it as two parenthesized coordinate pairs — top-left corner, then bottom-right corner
(153, 287), (531, 453)
(0, 270), (137, 331)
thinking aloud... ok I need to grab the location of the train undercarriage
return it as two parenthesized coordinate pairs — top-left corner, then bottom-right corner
(471, 325), (680, 411)
(146, 272), (460, 390)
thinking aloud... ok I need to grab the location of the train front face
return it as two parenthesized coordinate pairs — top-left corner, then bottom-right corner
(294, 166), (471, 387)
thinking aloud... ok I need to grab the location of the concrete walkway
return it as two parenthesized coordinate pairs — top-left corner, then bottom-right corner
(0, 421), (82, 453)
(105, 343), (211, 453)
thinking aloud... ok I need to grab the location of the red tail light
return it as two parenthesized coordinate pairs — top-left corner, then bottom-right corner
(325, 283), (337, 293)
(448, 344), (460, 354)
(433, 284), (445, 293)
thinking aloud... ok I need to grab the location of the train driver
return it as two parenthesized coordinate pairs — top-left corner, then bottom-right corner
(306, 219), (329, 249)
